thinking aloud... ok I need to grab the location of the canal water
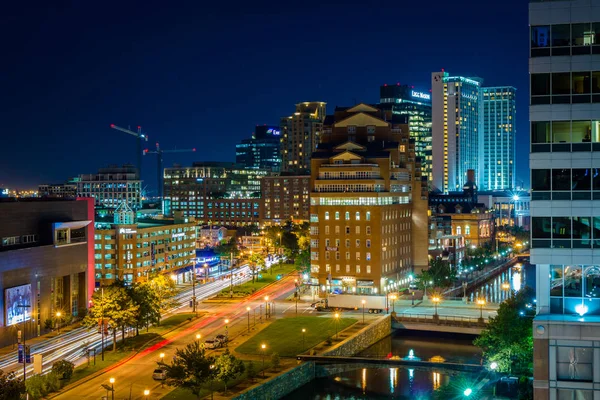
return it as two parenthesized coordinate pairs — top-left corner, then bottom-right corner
(467, 261), (535, 304)
(284, 332), (484, 399)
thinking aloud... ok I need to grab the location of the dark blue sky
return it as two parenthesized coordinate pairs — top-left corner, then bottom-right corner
(0, 0), (529, 192)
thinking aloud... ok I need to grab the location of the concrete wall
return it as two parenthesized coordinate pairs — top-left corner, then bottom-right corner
(233, 361), (315, 400)
(323, 315), (391, 357)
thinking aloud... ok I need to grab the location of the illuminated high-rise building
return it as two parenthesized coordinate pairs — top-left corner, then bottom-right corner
(379, 83), (433, 184)
(235, 125), (282, 172)
(482, 86), (516, 190)
(280, 102), (326, 174)
(431, 71), (483, 193)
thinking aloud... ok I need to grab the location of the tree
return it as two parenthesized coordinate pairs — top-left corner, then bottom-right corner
(270, 352), (281, 372)
(161, 341), (215, 398)
(474, 286), (534, 375)
(294, 250), (310, 274)
(246, 360), (257, 383)
(52, 360), (75, 380)
(415, 257), (456, 290)
(214, 349), (245, 395)
(148, 274), (180, 323)
(249, 253), (266, 283)
(130, 282), (161, 334)
(0, 371), (25, 400)
(83, 285), (139, 350)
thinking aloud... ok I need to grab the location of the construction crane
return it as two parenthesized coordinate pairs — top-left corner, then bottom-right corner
(109, 124), (149, 180)
(144, 142), (196, 199)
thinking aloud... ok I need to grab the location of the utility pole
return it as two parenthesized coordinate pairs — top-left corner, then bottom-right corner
(101, 287), (105, 361)
(192, 262), (197, 316)
(229, 251), (233, 297)
(17, 304), (31, 381)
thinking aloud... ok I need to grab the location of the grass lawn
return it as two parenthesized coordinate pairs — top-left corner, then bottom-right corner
(161, 360), (271, 400)
(235, 316), (357, 357)
(70, 313), (196, 383)
(219, 263), (298, 297)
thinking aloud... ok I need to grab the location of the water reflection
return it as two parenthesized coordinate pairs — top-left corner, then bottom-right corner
(468, 262), (532, 304)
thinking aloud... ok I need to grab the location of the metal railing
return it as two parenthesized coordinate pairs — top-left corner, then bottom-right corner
(393, 312), (487, 325)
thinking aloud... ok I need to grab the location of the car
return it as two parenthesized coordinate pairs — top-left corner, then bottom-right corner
(152, 368), (166, 380)
(204, 338), (221, 349)
(215, 334), (228, 344)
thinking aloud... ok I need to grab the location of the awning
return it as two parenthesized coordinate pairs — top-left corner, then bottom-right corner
(53, 221), (92, 230)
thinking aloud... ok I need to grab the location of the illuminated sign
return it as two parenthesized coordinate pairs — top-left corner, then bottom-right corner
(119, 228), (137, 234)
(267, 128), (280, 136)
(172, 233), (185, 238)
(411, 91), (431, 100)
(5, 284), (32, 326)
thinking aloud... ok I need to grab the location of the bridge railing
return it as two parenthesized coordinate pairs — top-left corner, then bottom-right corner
(393, 312), (487, 326)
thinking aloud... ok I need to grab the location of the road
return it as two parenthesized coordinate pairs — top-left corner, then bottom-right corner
(52, 273), (298, 400)
(0, 264), (261, 379)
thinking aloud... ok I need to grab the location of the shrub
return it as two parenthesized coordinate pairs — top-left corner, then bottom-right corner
(246, 361), (257, 382)
(52, 360), (75, 380)
(270, 353), (280, 372)
(25, 375), (48, 399)
(45, 372), (62, 392)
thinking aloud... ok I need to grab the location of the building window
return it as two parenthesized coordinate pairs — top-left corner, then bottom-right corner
(366, 211), (371, 221)
(325, 212), (329, 220)
(465, 225), (470, 235)
(356, 252), (361, 261)
(325, 226), (330, 234)
(335, 226), (340, 234)
(345, 239), (350, 248)
(355, 239), (360, 248)
(366, 252), (371, 261)
(366, 226), (371, 235)
(355, 212), (360, 221)
(366, 265), (371, 274)
(345, 212), (350, 220)
(346, 252), (350, 260)
(346, 265), (351, 273)
(325, 252), (330, 260)
(336, 252), (340, 260)
(556, 346), (593, 382)
(346, 226), (350, 234)
(355, 226), (360, 234)
(456, 226), (462, 235)
(557, 389), (592, 400)
(336, 264), (340, 272)
(366, 239), (371, 248)
(356, 265), (361, 273)
(22, 234), (38, 244)
(335, 211), (340, 220)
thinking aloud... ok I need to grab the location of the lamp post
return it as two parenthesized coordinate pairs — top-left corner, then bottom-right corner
(302, 328), (306, 350)
(502, 282), (511, 299)
(264, 296), (269, 319)
(246, 307), (251, 333)
(294, 279), (299, 317)
(204, 262), (208, 284)
(191, 262), (197, 316)
(224, 319), (229, 346)
(334, 312), (340, 339)
(16, 304), (31, 381)
(390, 295), (397, 313)
(477, 298), (486, 322)
(55, 311), (62, 333)
(261, 344), (267, 377)
(424, 280), (433, 300)
(432, 296), (440, 322)
(361, 299), (366, 324)
(159, 352), (165, 364)
(109, 377), (115, 400)
(196, 333), (201, 344)
(143, 389), (150, 400)
(210, 364), (215, 400)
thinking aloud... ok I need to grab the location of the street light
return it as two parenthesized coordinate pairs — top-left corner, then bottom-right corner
(464, 388), (472, 396)
(196, 333), (201, 344)
(390, 295), (397, 313)
(431, 296), (440, 317)
(302, 328), (306, 350)
(334, 312), (340, 339)
(224, 319), (229, 345)
(170, 273), (177, 283)
(294, 279), (299, 316)
(143, 389), (150, 400)
(203, 262), (208, 284)
(109, 377), (115, 400)
(55, 311), (62, 333)
(361, 299), (366, 324)
(159, 352), (165, 364)
(264, 295), (269, 319)
(246, 306), (251, 333)
(477, 298), (486, 320)
(490, 361), (498, 370)
(261, 344), (267, 377)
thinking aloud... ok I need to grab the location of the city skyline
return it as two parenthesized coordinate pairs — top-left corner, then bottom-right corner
(1, 0), (528, 192)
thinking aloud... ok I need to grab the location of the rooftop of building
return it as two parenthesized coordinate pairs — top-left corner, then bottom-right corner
(0, 197), (79, 204)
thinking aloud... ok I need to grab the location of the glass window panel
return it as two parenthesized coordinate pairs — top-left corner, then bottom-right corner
(532, 121), (551, 143)
(558, 389), (592, 400)
(553, 217), (571, 239)
(572, 23), (592, 46)
(564, 265), (582, 297)
(531, 74), (551, 96)
(532, 169), (551, 190)
(593, 169), (600, 190)
(584, 266), (600, 298)
(591, 120), (600, 142)
(552, 169), (571, 190)
(532, 217), (552, 238)
(572, 120), (592, 142)
(572, 72), (591, 94)
(594, 22), (600, 45)
(593, 72), (600, 93)
(572, 169), (591, 190)
(552, 24), (571, 47)
(557, 347), (593, 381)
(531, 26), (550, 47)
(553, 72), (571, 95)
(552, 121), (571, 143)
(551, 265), (564, 297)
(572, 217), (591, 240)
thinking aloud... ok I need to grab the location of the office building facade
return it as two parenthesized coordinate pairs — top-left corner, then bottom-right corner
(379, 83), (433, 184)
(280, 102), (326, 174)
(530, 1), (600, 399)
(38, 183), (77, 198)
(76, 164), (142, 209)
(309, 104), (429, 295)
(432, 71), (483, 193)
(482, 87), (517, 191)
(0, 198), (94, 348)
(235, 125), (282, 172)
(163, 162), (268, 226)
(261, 175), (310, 224)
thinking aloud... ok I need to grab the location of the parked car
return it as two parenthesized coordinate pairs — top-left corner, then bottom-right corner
(204, 338), (220, 349)
(215, 334), (228, 345)
(152, 368), (166, 380)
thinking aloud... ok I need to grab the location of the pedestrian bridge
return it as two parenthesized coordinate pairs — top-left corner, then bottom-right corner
(391, 312), (487, 335)
(297, 355), (484, 377)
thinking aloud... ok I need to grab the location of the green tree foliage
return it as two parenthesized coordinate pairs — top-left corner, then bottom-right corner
(294, 250), (310, 273)
(0, 371), (25, 400)
(130, 281), (161, 333)
(249, 253), (266, 283)
(214, 238), (239, 258)
(160, 341), (215, 398)
(83, 285), (139, 350)
(415, 257), (456, 289)
(214, 349), (245, 394)
(148, 274), (180, 323)
(246, 360), (257, 382)
(270, 352), (281, 372)
(52, 360), (75, 380)
(474, 286), (535, 375)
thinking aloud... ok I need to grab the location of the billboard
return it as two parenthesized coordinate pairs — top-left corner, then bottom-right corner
(5, 284), (32, 326)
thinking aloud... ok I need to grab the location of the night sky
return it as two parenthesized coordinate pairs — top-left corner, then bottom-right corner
(0, 0), (529, 193)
